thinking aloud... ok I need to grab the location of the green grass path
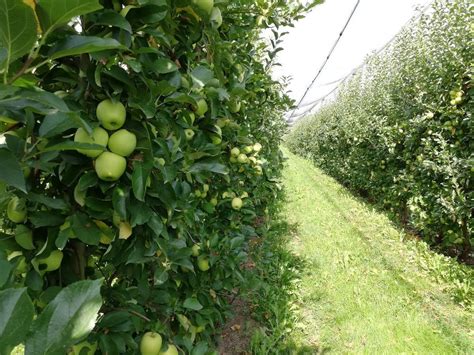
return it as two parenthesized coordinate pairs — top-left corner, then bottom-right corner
(281, 149), (473, 354)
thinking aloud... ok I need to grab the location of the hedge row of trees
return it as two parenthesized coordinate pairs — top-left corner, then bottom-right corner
(0, 0), (317, 353)
(287, 0), (473, 257)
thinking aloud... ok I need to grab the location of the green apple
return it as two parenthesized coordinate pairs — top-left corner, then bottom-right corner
(203, 184), (209, 192)
(38, 250), (63, 272)
(232, 197), (243, 210)
(237, 153), (248, 164)
(108, 129), (137, 157)
(191, 244), (201, 257)
(210, 7), (222, 28)
(159, 345), (178, 355)
(194, 190), (202, 197)
(243, 145), (253, 154)
(96, 99), (126, 130)
(197, 256), (210, 271)
(74, 127), (109, 158)
(195, 99), (208, 117)
(193, 0), (213, 14)
(140, 332), (162, 355)
(249, 157), (257, 165)
(69, 341), (97, 355)
(229, 156), (238, 164)
(7, 197), (27, 223)
(254, 165), (263, 175)
(230, 147), (240, 157)
(229, 99), (241, 113)
(15, 225), (34, 250)
(210, 134), (222, 145)
(253, 142), (262, 152)
(210, 197), (218, 206)
(95, 152), (127, 181)
(184, 129), (195, 141)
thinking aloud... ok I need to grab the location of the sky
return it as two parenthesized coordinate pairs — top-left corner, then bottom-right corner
(273, 0), (428, 118)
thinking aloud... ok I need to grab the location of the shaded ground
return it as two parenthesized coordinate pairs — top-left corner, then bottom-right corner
(280, 148), (474, 354)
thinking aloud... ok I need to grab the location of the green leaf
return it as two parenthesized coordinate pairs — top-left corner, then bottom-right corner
(0, 288), (35, 351)
(41, 140), (105, 153)
(74, 172), (98, 207)
(28, 193), (68, 210)
(132, 162), (150, 202)
(29, 212), (64, 227)
(94, 10), (132, 33)
(25, 279), (103, 355)
(0, 149), (26, 192)
(112, 187), (127, 220)
(48, 36), (126, 60)
(183, 297), (203, 311)
(154, 58), (178, 74)
(188, 161), (228, 175)
(36, 0), (102, 35)
(190, 66), (214, 87)
(71, 213), (101, 245)
(0, 0), (38, 69)
(39, 112), (87, 138)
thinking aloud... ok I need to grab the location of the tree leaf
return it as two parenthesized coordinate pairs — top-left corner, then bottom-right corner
(0, 0), (38, 69)
(188, 161), (228, 175)
(25, 279), (103, 355)
(190, 66), (214, 87)
(183, 297), (203, 311)
(71, 213), (101, 245)
(0, 148), (26, 192)
(0, 288), (35, 351)
(36, 0), (102, 35)
(39, 112), (87, 138)
(154, 58), (178, 74)
(48, 36), (126, 60)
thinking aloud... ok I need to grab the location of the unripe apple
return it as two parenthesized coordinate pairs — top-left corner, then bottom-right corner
(96, 99), (126, 130)
(140, 332), (162, 355)
(193, 0), (213, 14)
(191, 244), (201, 257)
(253, 143), (262, 152)
(7, 197), (27, 223)
(229, 99), (241, 113)
(255, 165), (263, 175)
(230, 147), (240, 157)
(232, 197), (243, 210)
(249, 157), (257, 165)
(197, 256), (210, 271)
(210, 197), (218, 206)
(184, 129), (195, 141)
(237, 153), (248, 164)
(38, 250), (63, 272)
(210, 134), (222, 145)
(159, 345), (179, 355)
(210, 7), (222, 28)
(243, 145), (253, 154)
(74, 127), (109, 158)
(155, 158), (166, 167)
(108, 129), (137, 157)
(95, 152), (127, 181)
(229, 156), (238, 164)
(203, 184), (210, 192)
(69, 341), (97, 355)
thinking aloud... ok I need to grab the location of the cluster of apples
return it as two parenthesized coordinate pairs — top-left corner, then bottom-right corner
(140, 331), (179, 355)
(229, 142), (264, 175)
(74, 100), (136, 181)
(449, 89), (463, 106)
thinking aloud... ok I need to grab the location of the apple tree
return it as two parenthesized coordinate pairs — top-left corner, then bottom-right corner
(0, 0), (317, 353)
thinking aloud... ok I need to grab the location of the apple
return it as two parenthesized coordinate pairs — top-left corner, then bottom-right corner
(230, 147), (240, 157)
(203, 184), (209, 192)
(237, 153), (248, 164)
(249, 157), (257, 165)
(108, 129), (137, 157)
(193, 0), (213, 14)
(229, 156), (238, 164)
(69, 341), (97, 355)
(210, 134), (222, 145)
(38, 250), (63, 272)
(191, 244), (201, 257)
(210, 7), (222, 28)
(210, 197), (218, 206)
(232, 197), (243, 210)
(155, 158), (166, 167)
(7, 197), (27, 223)
(96, 99), (126, 130)
(254, 165), (263, 175)
(140, 332), (162, 355)
(195, 99), (208, 117)
(194, 190), (202, 198)
(74, 127), (109, 158)
(159, 344), (179, 355)
(15, 225), (34, 250)
(95, 152), (127, 181)
(197, 256), (210, 271)
(184, 129), (195, 141)
(243, 145), (253, 154)
(253, 143), (262, 152)
(229, 99), (241, 113)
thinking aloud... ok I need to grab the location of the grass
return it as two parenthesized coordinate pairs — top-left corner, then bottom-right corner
(251, 148), (473, 354)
